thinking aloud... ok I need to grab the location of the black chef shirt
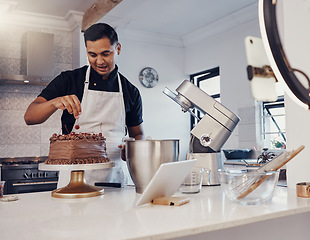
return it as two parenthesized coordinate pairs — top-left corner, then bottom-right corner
(39, 65), (143, 134)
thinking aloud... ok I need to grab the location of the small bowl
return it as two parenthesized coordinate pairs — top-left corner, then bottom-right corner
(218, 169), (279, 205)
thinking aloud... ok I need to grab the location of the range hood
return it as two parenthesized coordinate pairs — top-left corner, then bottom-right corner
(0, 32), (54, 86)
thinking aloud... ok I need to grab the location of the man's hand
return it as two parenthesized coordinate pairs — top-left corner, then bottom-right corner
(118, 137), (135, 161)
(24, 95), (81, 125)
(118, 143), (126, 161)
(118, 125), (144, 161)
(52, 95), (81, 119)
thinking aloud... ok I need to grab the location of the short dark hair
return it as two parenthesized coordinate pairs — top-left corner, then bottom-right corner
(84, 23), (118, 46)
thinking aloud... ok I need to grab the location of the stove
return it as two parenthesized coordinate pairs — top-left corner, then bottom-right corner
(0, 156), (58, 195)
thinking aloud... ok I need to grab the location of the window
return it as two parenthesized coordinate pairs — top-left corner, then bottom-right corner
(261, 96), (286, 149)
(190, 67), (220, 129)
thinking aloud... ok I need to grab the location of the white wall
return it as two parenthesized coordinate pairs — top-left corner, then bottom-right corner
(283, 0), (310, 188)
(116, 33), (191, 159)
(184, 18), (261, 150)
(112, 17), (263, 159)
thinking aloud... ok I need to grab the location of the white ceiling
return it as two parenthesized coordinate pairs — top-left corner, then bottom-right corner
(7, 0), (91, 17)
(103, 0), (258, 38)
(5, 0), (258, 39)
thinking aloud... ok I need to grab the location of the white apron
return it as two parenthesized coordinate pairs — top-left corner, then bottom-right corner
(57, 66), (133, 188)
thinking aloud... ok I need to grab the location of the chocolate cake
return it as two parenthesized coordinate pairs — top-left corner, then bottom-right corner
(45, 132), (110, 165)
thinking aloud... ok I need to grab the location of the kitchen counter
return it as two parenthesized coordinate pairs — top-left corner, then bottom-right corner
(1, 186), (310, 240)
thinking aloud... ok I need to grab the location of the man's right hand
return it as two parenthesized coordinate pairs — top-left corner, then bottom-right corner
(24, 95), (81, 125)
(52, 95), (81, 119)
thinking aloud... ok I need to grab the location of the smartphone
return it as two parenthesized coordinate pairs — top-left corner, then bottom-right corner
(245, 36), (278, 102)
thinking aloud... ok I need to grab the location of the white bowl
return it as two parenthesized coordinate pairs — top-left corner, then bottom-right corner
(218, 169), (279, 205)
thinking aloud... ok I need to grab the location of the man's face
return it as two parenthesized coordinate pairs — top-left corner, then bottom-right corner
(86, 37), (121, 79)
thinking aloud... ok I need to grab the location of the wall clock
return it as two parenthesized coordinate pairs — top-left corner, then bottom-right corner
(139, 67), (159, 88)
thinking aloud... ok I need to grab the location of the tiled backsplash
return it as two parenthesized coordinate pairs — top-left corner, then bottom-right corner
(0, 24), (74, 158)
(0, 24), (73, 76)
(0, 84), (63, 157)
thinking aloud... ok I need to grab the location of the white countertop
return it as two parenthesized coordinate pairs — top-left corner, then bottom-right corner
(1, 185), (310, 240)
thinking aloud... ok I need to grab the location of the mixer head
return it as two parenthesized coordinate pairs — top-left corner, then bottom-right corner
(163, 80), (240, 153)
(163, 87), (199, 121)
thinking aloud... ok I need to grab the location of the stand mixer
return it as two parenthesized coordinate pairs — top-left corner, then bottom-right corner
(163, 80), (240, 185)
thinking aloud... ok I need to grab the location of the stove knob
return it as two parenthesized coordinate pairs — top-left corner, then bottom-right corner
(31, 173), (37, 178)
(44, 172), (48, 177)
(24, 173), (29, 178)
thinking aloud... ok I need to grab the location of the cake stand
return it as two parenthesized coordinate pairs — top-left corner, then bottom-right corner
(39, 162), (114, 199)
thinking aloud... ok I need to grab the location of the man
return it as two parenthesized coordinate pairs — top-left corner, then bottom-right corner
(24, 23), (144, 186)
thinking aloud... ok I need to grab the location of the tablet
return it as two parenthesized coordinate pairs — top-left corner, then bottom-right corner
(136, 159), (197, 206)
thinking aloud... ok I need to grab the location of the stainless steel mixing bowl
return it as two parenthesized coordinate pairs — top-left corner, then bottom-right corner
(125, 139), (180, 193)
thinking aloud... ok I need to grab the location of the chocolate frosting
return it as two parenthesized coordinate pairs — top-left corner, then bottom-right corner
(48, 138), (108, 160)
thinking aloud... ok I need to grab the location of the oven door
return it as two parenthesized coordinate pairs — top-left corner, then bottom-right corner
(4, 179), (58, 194)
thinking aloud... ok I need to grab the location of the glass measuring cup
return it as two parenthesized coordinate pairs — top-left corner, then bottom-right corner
(179, 167), (204, 194)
